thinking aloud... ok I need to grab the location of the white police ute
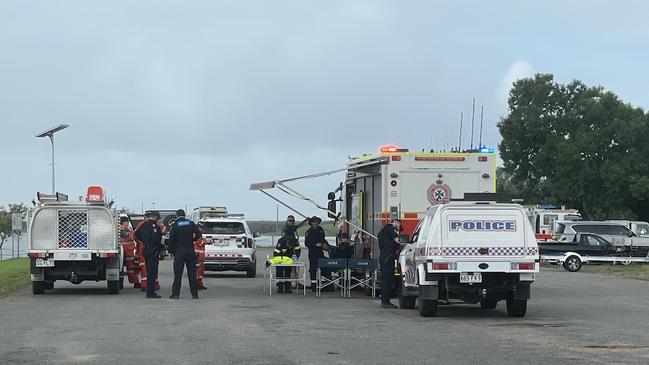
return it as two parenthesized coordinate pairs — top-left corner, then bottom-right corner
(398, 201), (539, 317)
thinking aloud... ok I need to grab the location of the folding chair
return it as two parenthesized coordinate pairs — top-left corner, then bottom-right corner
(316, 258), (348, 297)
(346, 259), (378, 298)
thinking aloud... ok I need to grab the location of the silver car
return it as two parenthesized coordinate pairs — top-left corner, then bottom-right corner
(554, 221), (649, 247)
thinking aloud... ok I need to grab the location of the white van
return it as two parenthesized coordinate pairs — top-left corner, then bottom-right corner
(399, 201), (539, 317)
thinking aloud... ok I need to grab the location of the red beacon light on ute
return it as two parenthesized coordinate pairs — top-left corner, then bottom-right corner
(380, 145), (409, 153)
(86, 185), (106, 204)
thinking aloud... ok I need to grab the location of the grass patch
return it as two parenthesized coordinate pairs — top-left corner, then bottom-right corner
(0, 257), (30, 297)
(579, 263), (649, 281)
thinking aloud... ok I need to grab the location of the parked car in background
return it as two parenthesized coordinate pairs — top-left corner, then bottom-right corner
(540, 233), (649, 272)
(554, 221), (649, 247)
(200, 216), (259, 278)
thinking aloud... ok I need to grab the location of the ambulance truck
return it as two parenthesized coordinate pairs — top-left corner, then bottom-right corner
(331, 145), (497, 259)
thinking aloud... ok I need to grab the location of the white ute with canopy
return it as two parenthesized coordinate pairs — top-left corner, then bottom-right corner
(27, 186), (123, 294)
(398, 197), (539, 317)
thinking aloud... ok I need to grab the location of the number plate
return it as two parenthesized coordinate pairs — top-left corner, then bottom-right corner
(460, 272), (482, 283)
(36, 258), (55, 267)
(216, 240), (229, 247)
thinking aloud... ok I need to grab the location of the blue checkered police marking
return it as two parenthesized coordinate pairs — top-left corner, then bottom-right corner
(441, 246), (528, 256)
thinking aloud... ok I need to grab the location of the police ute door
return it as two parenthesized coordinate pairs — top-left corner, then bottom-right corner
(442, 205), (529, 260)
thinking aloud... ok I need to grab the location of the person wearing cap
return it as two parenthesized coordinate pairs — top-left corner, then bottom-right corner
(377, 219), (403, 308)
(304, 216), (326, 291)
(282, 215), (308, 239)
(168, 209), (202, 299)
(135, 211), (164, 298)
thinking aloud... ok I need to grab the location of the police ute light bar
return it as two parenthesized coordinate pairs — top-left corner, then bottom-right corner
(380, 145), (409, 153)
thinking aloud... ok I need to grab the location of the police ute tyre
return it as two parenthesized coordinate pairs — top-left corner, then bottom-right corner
(45, 281), (54, 290)
(506, 299), (527, 317)
(32, 281), (45, 295)
(480, 298), (498, 310)
(119, 274), (124, 289)
(398, 284), (416, 309)
(563, 255), (582, 272)
(107, 280), (120, 294)
(419, 298), (438, 317)
(418, 286), (438, 317)
(247, 265), (257, 278)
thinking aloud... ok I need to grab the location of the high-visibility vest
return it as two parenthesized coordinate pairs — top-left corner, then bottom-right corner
(267, 256), (293, 265)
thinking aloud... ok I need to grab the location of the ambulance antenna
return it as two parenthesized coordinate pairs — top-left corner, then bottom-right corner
(470, 98), (475, 150)
(479, 105), (484, 148)
(458, 112), (463, 151)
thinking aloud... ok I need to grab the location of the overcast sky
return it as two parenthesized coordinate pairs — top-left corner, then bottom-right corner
(1, 1), (648, 219)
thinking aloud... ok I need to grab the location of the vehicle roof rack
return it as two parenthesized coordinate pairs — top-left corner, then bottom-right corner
(460, 192), (512, 203)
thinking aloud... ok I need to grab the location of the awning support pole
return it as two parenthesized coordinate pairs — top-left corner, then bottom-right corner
(277, 182), (377, 239)
(260, 190), (309, 219)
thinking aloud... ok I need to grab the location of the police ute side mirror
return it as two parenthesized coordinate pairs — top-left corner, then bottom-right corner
(253, 232), (260, 238)
(399, 234), (410, 244)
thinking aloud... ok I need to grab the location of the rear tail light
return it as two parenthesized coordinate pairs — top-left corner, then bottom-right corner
(28, 252), (46, 258)
(478, 156), (488, 162)
(247, 238), (254, 248)
(432, 263), (449, 270)
(511, 262), (535, 270)
(99, 252), (118, 258)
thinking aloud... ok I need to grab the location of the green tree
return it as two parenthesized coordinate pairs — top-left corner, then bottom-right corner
(0, 203), (28, 249)
(498, 74), (649, 220)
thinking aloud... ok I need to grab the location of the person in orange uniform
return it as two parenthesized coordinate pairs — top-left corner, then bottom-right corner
(194, 221), (207, 290)
(134, 212), (162, 292)
(119, 216), (141, 288)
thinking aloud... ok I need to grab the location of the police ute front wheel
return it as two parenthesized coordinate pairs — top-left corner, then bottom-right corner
(506, 299), (527, 317)
(107, 281), (120, 294)
(563, 256), (582, 272)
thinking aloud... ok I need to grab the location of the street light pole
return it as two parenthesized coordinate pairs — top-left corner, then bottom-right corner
(35, 124), (69, 193)
(49, 135), (55, 193)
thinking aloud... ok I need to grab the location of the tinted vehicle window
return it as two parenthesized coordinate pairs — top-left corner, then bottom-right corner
(637, 224), (649, 236)
(543, 214), (558, 225)
(564, 214), (581, 221)
(585, 235), (606, 247)
(202, 222), (245, 235)
(573, 224), (629, 236)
